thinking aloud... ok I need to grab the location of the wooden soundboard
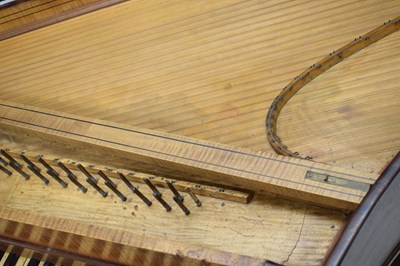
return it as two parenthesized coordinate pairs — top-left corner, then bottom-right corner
(0, 0), (126, 40)
(0, 1), (399, 265)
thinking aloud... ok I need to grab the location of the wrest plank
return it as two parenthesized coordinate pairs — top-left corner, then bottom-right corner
(3, 148), (253, 204)
(0, 100), (376, 210)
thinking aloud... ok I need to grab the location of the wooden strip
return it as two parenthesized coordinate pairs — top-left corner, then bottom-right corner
(0, 0), (127, 41)
(0, 101), (376, 210)
(4, 149), (253, 204)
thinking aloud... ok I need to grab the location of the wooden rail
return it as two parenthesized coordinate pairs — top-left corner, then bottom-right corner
(0, 100), (376, 210)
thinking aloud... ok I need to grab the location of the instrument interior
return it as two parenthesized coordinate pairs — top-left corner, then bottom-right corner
(0, 0), (399, 265)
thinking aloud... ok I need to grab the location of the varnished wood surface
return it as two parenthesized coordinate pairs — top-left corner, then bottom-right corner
(0, 209), (268, 266)
(0, 0), (399, 265)
(266, 16), (400, 159)
(0, 101), (376, 210)
(0, 0), (126, 40)
(0, 132), (348, 265)
(279, 30), (400, 173)
(0, 0), (399, 174)
(0, 167), (345, 265)
(0, 0), (106, 32)
(5, 148), (254, 204)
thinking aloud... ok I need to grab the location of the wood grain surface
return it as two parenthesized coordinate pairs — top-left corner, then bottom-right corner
(0, 0), (127, 40)
(4, 148), (254, 204)
(0, 208), (269, 266)
(0, 166), (345, 265)
(0, 0), (398, 173)
(0, 0), (111, 32)
(0, 0), (399, 265)
(266, 16), (400, 158)
(0, 0), (102, 32)
(0, 100), (375, 210)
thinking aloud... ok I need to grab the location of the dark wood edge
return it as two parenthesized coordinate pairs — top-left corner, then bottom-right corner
(0, 0), (31, 11)
(323, 151), (400, 265)
(0, 0), (127, 41)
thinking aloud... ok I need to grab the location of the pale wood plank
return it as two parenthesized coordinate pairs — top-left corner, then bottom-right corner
(0, 100), (376, 210)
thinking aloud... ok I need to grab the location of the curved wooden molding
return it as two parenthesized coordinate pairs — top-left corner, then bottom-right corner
(266, 16), (400, 159)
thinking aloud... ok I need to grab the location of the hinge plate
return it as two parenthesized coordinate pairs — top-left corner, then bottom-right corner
(305, 171), (370, 192)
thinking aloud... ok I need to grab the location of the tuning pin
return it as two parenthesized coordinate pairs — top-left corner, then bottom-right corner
(143, 177), (159, 194)
(0, 156), (8, 166)
(97, 170), (117, 187)
(20, 154), (40, 171)
(86, 178), (108, 197)
(0, 164), (12, 176)
(118, 173), (152, 206)
(0, 151), (29, 180)
(27, 165), (49, 185)
(77, 164), (97, 183)
(104, 181), (127, 201)
(10, 163), (30, 180)
(0, 150), (21, 168)
(185, 188), (202, 207)
(38, 156), (57, 176)
(38, 157), (68, 188)
(143, 178), (171, 211)
(173, 196), (190, 215)
(165, 180), (184, 202)
(22, 154), (49, 184)
(57, 162), (87, 193)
